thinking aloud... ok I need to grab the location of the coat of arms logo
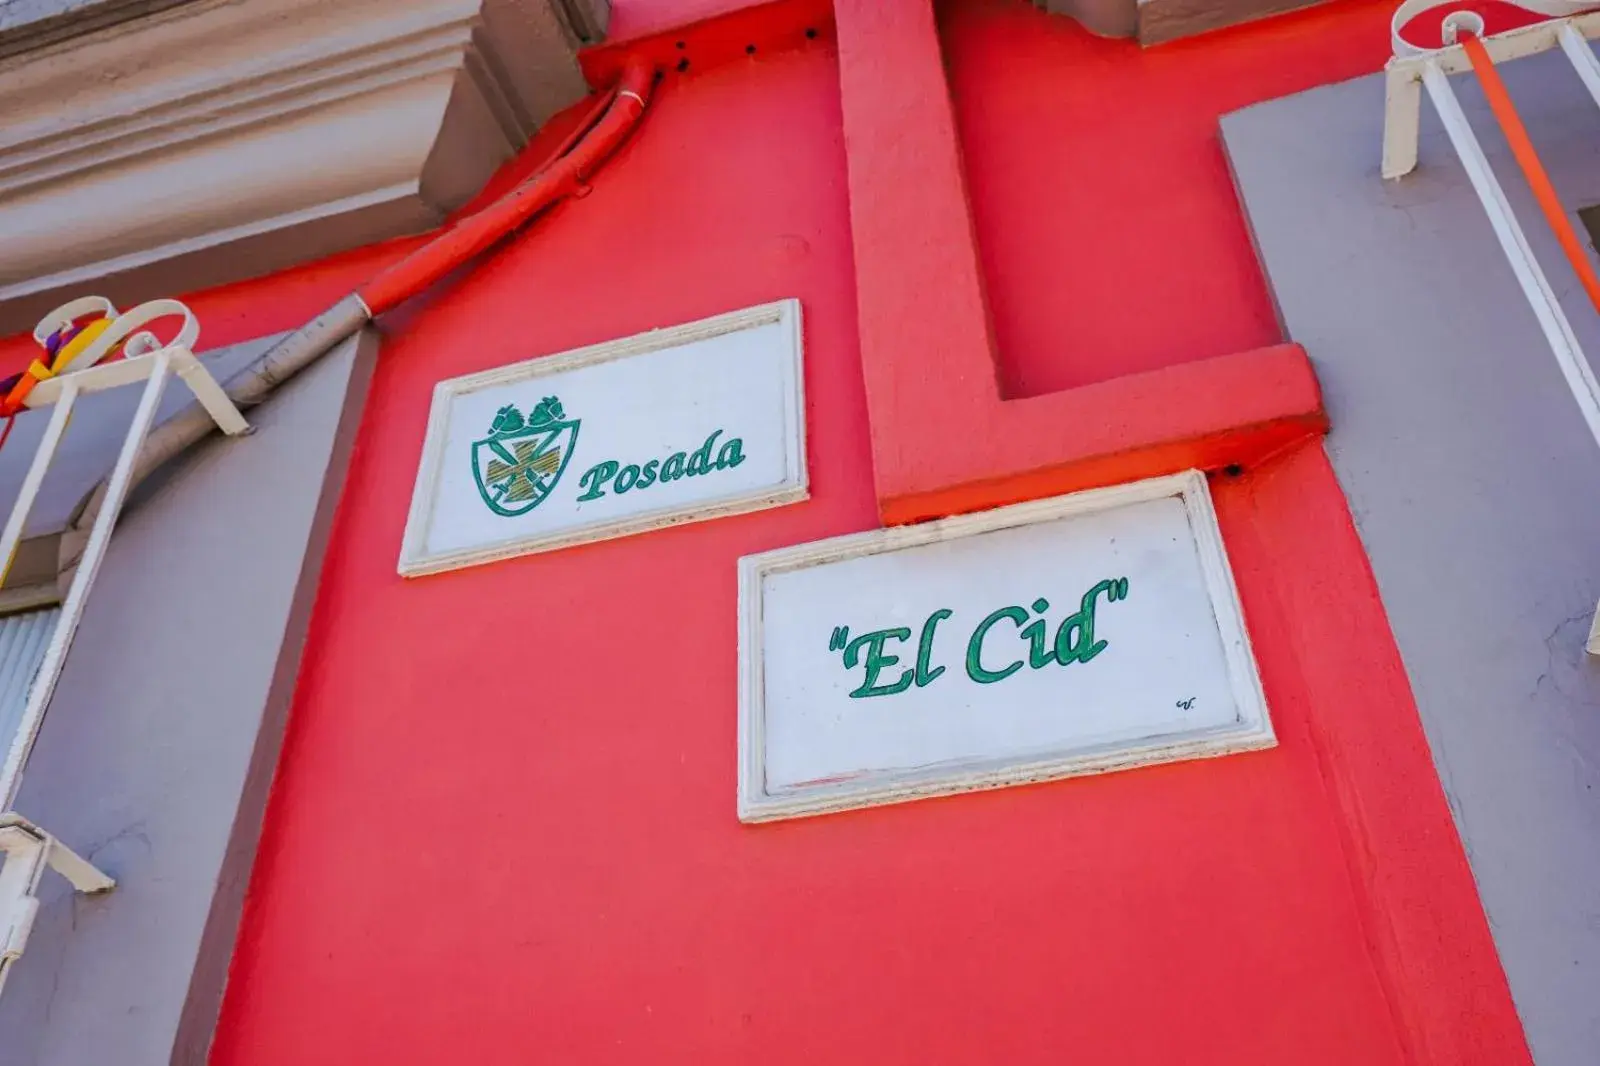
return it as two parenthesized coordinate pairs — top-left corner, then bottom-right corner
(471, 395), (580, 516)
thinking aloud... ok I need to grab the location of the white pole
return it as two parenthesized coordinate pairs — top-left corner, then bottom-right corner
(1423, 60), (1600, 452)
(0, 382), (79, 588)
(0, 356), (172, 809)
(1558, 23), (1600, 107)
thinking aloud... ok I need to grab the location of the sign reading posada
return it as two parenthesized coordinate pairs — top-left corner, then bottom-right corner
(400, 300), (806, 575)
(737, 471), (1273, 822)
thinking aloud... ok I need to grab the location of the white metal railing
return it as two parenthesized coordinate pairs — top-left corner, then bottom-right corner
(1382, 1), (1600, 652)
(0, 297), (249, 1000)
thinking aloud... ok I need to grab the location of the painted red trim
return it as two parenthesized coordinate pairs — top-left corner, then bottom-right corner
(834, 0), (1326, 525)
(879, 343), (1326, 524)
(582, 0), (833, 87)
(1215, 447), (1534, 1065)
(833, 0), (997, 457)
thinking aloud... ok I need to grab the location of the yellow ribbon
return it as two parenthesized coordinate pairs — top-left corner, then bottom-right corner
(51, 316), (112, 373)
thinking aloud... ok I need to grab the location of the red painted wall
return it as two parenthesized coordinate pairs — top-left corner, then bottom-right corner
(184, 2), (1529, 1063)
(946, 0), (1394, 395)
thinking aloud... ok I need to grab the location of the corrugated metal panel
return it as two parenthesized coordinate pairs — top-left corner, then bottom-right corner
(0, 610), (59, 777)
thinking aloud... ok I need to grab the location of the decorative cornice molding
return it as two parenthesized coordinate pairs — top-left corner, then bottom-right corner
(0, 0), (609, 331)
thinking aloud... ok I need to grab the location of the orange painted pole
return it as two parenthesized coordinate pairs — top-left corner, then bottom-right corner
(1462, 31), (1600, 316)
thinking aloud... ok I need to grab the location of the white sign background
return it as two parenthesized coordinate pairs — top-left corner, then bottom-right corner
(738, 471), (1273, 821)
(400, 301), (806, 575)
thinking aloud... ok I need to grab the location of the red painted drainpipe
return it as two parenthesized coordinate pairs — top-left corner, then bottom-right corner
(59, 58), (657, 578)
(359, 57), (655, 315)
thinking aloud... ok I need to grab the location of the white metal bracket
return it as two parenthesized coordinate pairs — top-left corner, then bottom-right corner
(0, 812), (113, 999)
(0, 299), (251, 812)
(1382, 9), (1600, 179)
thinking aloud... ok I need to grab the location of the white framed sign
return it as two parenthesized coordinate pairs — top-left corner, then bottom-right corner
(737, 470), (1273, 822)
(400, 300), (806, 575)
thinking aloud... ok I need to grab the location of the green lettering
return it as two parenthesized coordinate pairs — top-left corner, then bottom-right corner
(915, 608), (952, 687)
(637, 459), (660, 489)
(715, 437), (746, 470)
(1054, 578), (1128, 665)
(661, 452), (687, 482)
(615, 464), (640, 493)
(843, 627), (915, 698)
(575, 461), (618, 501)
(687, 430), (721, 476)
(965, 606), (1027, 684)
(1021, 597), (1056, 669)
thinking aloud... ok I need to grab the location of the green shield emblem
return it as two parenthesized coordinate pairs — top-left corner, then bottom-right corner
(471, 396), (580, 517)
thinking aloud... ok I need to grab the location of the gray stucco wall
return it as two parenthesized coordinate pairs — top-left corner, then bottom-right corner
(1224, 53), (1600, 1065)
(0, 330), (374, 1064)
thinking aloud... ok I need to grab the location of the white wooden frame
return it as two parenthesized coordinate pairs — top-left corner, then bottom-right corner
(736, 470), (1274, 823)
(399, 299), (808, 576)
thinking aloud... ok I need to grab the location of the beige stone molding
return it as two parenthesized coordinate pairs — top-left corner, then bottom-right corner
(0, 0), (609, 331)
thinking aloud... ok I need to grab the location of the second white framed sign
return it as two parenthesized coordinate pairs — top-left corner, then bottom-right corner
(400, 300), (807, 575)
(737, 470), (1273, 822)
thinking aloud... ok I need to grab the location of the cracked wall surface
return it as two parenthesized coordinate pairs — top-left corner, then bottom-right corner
(0, 331), (375, 1066)
(1224, 56), (1600, 1066)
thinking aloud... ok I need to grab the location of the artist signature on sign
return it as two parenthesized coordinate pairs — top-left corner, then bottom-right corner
(826, 578), (1131, 699)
